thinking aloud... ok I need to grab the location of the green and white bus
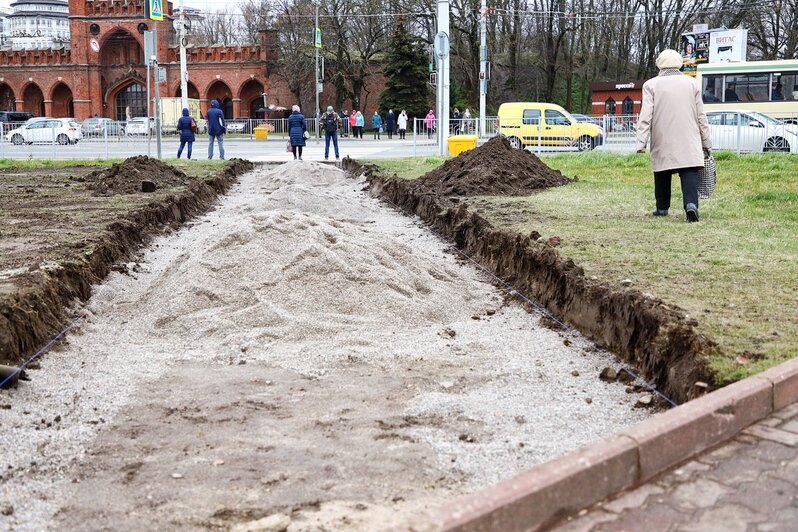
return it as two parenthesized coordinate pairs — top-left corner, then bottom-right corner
(696, 60), (798, 121)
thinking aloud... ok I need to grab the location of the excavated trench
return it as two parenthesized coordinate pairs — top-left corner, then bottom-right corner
(343, 138), (715, 404)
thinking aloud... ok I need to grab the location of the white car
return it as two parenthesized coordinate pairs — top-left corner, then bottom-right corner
(125, 117), (155, 136)
(705, 110), (798, 153)
(5, 117), (82, 145)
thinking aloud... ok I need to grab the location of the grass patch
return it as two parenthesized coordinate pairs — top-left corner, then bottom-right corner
(370, 151), (798, 384)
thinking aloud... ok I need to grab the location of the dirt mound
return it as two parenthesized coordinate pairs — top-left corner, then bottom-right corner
(85, 156), (189, 195)
(416, 136), (571, 196)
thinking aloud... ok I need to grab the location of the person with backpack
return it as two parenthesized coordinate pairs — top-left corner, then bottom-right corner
(176, 107), (196, 159)
(320, 105), (341, 160)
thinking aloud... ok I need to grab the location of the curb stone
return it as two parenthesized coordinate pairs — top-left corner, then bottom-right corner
(408, 357), (798, 531)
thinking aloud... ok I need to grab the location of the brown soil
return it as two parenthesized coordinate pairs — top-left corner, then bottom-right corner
(83, 155), (190, 195)
(414, 136), (571, 196)
(0, 157), (254, 366)
(343, 157), (714, 405)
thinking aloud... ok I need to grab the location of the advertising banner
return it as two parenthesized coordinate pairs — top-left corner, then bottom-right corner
(680, 30), (710, 76)
(709, 29), (748, 63)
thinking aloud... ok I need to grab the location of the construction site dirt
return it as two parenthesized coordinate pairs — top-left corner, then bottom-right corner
(0, 150), (704, 530)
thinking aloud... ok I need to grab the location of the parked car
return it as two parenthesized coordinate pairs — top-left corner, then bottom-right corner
(497, 102), (604, 151)
(226, 118), (252, 134)
(4, 117), (82, 145)
(82, 117), (125, 137)
(0, 111), (34, 133)
(705, 110), (798, 153)
(125, 117), (155, 136)
(571, 113), (603, 127)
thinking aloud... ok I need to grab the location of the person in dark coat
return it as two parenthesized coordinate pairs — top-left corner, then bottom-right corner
(287, 104), (307, 160)
(176, 108), (196, 159)
(207, 99), (226, 160)
(385, 109), (395, 139)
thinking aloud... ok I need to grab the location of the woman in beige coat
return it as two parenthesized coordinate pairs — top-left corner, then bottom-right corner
(635, 49), (712, 222)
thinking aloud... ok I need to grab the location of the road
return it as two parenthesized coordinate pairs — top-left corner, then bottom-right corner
(0, 135), (636, 162)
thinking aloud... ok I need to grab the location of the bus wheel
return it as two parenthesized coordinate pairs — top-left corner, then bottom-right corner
(764, 136), (790, 152)
(508, 136), (524, 150)
(577, 135), (595, 151)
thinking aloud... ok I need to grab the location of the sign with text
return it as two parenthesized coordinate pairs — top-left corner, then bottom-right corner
(709, 29), (748, 63)
(314, 27), (322, 49)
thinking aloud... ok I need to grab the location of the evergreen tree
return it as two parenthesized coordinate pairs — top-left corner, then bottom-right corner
(377, 20), (431, 122)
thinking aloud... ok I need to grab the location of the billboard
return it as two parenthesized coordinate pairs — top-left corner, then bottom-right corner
(680, 31), (710, 76)
(709, 29), (748, 63)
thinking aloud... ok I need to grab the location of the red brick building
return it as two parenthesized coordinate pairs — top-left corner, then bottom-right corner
(589, 80), (646, 117)
(0, 0), (276, 121)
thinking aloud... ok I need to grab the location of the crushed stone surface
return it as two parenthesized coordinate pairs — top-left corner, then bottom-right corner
(0, 162), (649, 531)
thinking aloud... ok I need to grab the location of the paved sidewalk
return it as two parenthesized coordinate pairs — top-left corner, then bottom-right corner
(557, 402), (798, 531)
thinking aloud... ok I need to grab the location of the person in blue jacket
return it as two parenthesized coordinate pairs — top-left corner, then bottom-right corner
(287, 104), (307, 160)
(176, 108), (196, 159)
(207, 99), (226, 160)
(371, 111), (383, 139)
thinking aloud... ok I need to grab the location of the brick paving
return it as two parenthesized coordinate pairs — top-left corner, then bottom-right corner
(556, 402), (798, 531)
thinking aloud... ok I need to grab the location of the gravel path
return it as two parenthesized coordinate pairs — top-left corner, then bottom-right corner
(0, 162), (650, 530)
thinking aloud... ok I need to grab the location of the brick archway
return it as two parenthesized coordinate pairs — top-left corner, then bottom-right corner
(22, 83), (45, 116)
(51, 82), (74, 118)
(0, 83), (15, 112)
(206, 80), (233, 119)
(175, 81), (200, 99)
(238, 79), (265, 118)
(100, 29), (144, 66)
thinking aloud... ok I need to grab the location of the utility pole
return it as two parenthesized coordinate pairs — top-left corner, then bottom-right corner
(314, 3), (320, 143)
(153, 22), (162, 160)
(179, 0), (188, 110)
(479, 0), (488, 138)
(435, 0), (450, 156)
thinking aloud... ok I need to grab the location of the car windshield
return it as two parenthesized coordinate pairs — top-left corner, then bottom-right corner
(746, 112), (781, 125)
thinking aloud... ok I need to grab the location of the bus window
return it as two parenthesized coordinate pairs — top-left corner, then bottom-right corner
(702, 75), (721, 102)
(726, 74), (769, 102)
(772, 72), (797, 101)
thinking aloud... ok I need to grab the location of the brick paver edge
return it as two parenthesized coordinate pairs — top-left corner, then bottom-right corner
(409, 357), (798, 532)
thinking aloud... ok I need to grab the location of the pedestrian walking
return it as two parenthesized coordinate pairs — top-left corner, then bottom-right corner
(176, 107), (196, 159)
(397, 110), (408, 140)
(635, 49), (712, 223)
(355, 111), (364, 139)
(371, 111), (383, 139)
(207, 99), (226, 160)
(425, 109), (436, 139)
(320, 105), (341, 160)
(288, 104), (308, 160)
(386, 109), (395, 139)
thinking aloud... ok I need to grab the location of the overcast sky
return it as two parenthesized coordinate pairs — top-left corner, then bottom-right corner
(0, 1), (242, 13)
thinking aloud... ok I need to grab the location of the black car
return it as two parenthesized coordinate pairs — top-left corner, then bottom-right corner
(0, 111), (34, 132)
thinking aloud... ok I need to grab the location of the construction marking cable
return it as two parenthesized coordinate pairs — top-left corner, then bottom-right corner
(0, 310), (91, 391)
(374, 188), (679, 408)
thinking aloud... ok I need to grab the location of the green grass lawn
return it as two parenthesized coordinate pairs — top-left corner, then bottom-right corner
(369, 152), (798, 384)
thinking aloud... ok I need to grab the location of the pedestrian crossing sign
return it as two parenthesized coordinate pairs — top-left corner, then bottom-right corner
(148, 0), (164, 21)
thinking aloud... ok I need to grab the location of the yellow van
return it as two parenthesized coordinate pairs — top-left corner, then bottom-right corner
(497, 102), (604, 151)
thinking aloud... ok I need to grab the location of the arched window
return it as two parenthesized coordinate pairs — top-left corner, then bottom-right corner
(116, 83), (147, 120)
(622, 96), (634, 115)
(605, 97), (616, 115)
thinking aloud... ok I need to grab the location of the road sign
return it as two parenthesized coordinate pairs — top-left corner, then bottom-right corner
(148, 0), (164, 21)
(314, 27), (322, 49)
(157, 67), (167, 84)
(430, 72), (437, 86)
(144, 31), (155, 63)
